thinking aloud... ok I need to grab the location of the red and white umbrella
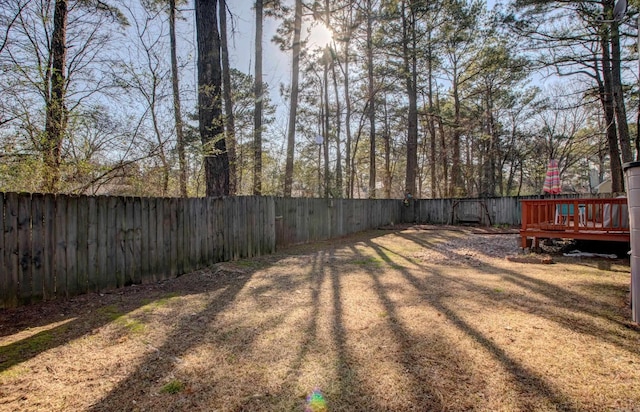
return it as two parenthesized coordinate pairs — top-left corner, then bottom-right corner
(543, 159), (561, 194)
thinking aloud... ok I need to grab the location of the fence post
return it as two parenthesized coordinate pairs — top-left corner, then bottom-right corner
(3, 193), (18, 308)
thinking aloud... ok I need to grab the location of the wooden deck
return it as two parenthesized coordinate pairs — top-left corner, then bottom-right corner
(520, 198), (630, 248)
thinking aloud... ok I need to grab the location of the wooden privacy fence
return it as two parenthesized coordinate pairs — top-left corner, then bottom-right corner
(0, 193), (275, 308)
(1, 192), (586, 308)
(274, 198), (404, 247)
(411, 195), (581, 226)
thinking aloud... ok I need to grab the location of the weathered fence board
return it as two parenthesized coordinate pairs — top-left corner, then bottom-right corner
(176, 198), (187, 274)
(96, 196), (108, 292)
(154, 198), (162, 279)
(106, 196), (117, 290)
(132, 197), (143, 285)
(123, 197), (134, 287)
(213, 198), (221, 262)
(188, 198), (198, 268)
(162, 198), (172, 279)
(43, 194), (55, 299)
(54, 195), (67, 298)
(6, 193), (18, 307)
(236, 197), (243, 259)
(18, 194), (32, 305)
(66, 196), (79, 297)
(115, 196), (125, 288)
(0, 193), (5, 308)
(190, 197), (197, 269)
(31, 194), (44, 303)
(87, 196), (98, 292)
(168, 198), (177, 278)
(201, 197), (209, 265)
(147, 198), (157, 283)
(76, 196), (89, 295)
(238, 197), (245, 259)
(244, 197), (251, 258)
(226, 197), (234, 260)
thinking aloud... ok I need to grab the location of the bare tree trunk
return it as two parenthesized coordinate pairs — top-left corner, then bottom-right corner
(350, 113), (367, 198)
(427, 33), (437, 199)
(284, 0), (302, 197)
(600, 31), (624, 193)
(485, 87), (498, 196)
(332, 3), (357, 198)
(318, 93), (324, 197)
(451, 73), (464, 197)
(219, 0), (237, 195)
(418, 102), (431, 198)
(401, 0), (418, 198)
(344, 51), (353, 198)
(504, 113), (519, 195)
(436, 90), (448, 197)
(611, 21), (632, 163)
(383, 95), (391, 198)
(366, 0), (376, 198)
(43, 0), (68, 193)
(149, 80), (169, 195)
(323, 47), (330, 198)
(195, 0), (229, 197)
(170, 0), (187, 197)
(154, 133), (170, 195)
(321, 1), (342, 198)
(253, 0), (263, 195)
(331, 56), (343, 197)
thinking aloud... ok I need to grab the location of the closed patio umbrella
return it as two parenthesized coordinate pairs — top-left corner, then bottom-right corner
(543, 159), (561, 194)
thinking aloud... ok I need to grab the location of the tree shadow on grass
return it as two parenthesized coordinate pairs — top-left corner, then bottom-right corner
(233, 237), (445, 411)
(85, 268), (254, 412)
(243, 247), (388, 411)
(86, 247), (367, 411)
(344, 244), (450, 410)
(398, 232), (625, 311)
(363, 238), (579, 411)
(394, 231), (639, 352)
(256, 250), (330, 410)
(7, 227), (634, 411)
(0, 241), (347, 381)
(2, 233), (404, 411)
(0, 280), (214, 374)
(324, 247), (392, 410)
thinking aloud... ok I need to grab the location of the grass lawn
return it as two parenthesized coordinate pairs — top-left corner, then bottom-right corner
(1, 227), (638, 411)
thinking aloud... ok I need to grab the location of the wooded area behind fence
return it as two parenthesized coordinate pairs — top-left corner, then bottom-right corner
(1, 192), (580, 308)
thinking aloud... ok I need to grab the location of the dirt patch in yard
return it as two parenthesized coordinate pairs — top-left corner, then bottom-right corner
(1, 228), (638, 411)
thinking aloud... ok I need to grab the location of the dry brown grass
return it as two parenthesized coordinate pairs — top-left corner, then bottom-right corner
(1, 227), (639, 412)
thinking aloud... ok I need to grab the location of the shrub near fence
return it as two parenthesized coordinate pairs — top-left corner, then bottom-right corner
(0, 193), (275, 309)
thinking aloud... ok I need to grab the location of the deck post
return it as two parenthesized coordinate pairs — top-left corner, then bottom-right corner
(623, 162), (640, 323)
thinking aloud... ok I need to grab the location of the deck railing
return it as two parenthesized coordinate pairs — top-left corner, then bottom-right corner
(520, 197), (630, 247)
